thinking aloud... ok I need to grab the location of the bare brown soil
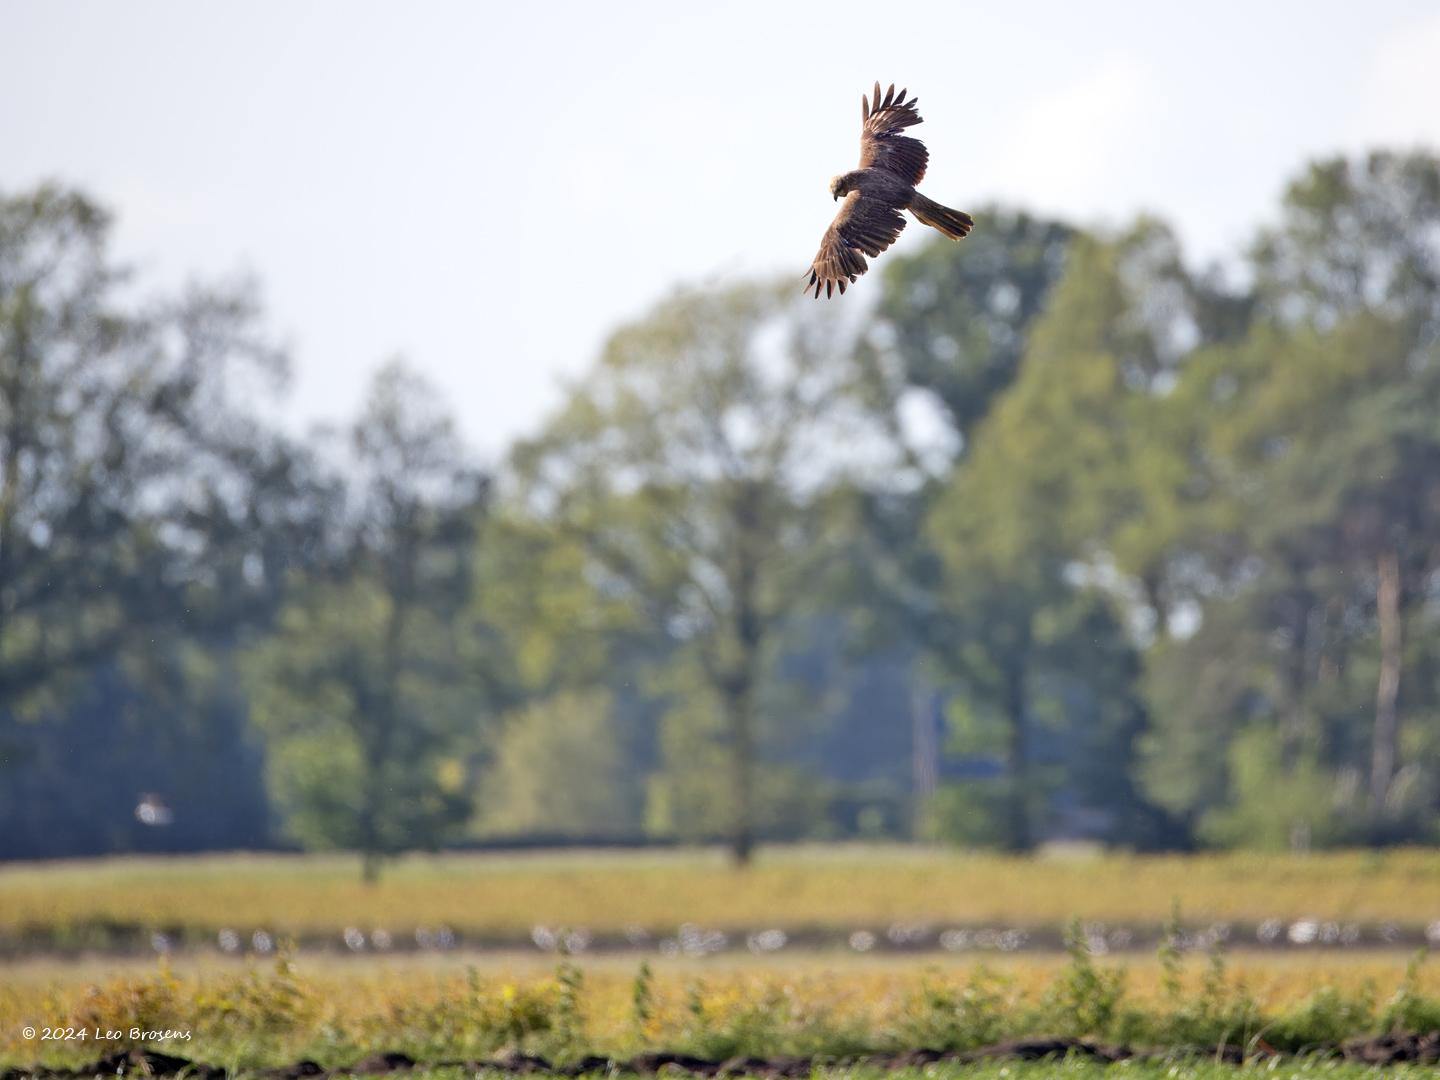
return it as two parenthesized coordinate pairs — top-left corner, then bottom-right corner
(6, 1033), (1440, 1079)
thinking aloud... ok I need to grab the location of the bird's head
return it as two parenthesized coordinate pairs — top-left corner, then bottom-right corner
(828, 175), (848, 201)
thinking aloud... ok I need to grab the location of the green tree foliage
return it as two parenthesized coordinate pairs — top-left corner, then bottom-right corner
(916, 154), (1440, 850)
(248, 363), (490, 880)
(0, 184), (325, 854)
(829, 213), (1081, 840)
(0, 652), (270, 857)
(479, 690), (639, 837)
(920, 222), (1213, 850)
(835, 211), (1078, 653)
(0, 184), (315, 723)
(12, 148), (1440, 859)
(1199, 726), (1352, 850)
(856, 207), (1075, 445)
(475, 510), (637, 697)
(1140, 151), (1440, 845)
(513, 281), (882, 863)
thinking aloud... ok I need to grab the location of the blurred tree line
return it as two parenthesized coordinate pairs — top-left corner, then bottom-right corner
(2, 148), (1439, 871)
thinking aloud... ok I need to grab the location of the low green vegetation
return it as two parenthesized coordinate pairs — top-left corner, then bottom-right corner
(387, 1067), (1440, 1080)
(3, 937), (1439, 1072)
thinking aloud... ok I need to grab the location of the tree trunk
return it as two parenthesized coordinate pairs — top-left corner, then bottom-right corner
(724, 482), (766, 869)
(1283, 591), (1312, 860)
(728, 677), (756, 867)
(1002, 659), (1033, 852)
(1369, 547), (1403, 816)
(1140, 572), (1167, 644)
(361, 849), (382, 885)
(357, 567), (410, 884)
(1279, 594), (1312, 770)
(911, 677), (939, 833)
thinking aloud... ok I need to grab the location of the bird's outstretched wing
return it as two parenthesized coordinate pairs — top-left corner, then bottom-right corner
(859, 81), (928, 186)
(806, 191), (907, 298)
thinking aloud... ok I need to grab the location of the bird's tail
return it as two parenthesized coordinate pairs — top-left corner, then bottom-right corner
(910, 194), (974, 240)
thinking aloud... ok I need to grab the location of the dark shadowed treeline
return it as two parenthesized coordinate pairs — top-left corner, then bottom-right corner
(2, 150), (1439, 871)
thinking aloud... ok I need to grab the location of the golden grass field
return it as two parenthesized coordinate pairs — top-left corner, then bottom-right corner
(7, 947), (1439, 1002)
(3, 948), (1439, 1069)
(1, 845), (1438, 937)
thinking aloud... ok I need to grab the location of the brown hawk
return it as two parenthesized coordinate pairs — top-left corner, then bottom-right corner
(806, 82), (974, 298)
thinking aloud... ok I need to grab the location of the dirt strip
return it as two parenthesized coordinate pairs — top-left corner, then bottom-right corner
(5, 919), (1434, 961)
(5, 1034), (1440, 1079)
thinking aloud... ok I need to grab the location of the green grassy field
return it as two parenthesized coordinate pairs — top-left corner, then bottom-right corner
(2, 846), (1438, 940)
(397, 1066), (1440, 1080)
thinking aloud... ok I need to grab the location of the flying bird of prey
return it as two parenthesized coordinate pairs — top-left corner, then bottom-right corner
(806, 82), (974, 298)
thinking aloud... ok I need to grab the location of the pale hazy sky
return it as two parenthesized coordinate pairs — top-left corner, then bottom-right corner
(4, 1), (1440, 455)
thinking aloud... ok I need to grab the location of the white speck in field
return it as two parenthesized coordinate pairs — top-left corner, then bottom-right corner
(747, 929), (787, 953)
(999, 930), (1026, 951)
(886, 922), (931, 945)
(849, 930), (877, 952)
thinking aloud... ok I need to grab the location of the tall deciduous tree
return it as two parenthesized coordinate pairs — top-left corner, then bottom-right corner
(829, 214), (1077, 834)
(1250, 151), (1440, 821)
(513, 281), (881, 864)
(0, 184), (317, 733)
(924, 221), (1219, 850)
(1119, 152), (1440, 846)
